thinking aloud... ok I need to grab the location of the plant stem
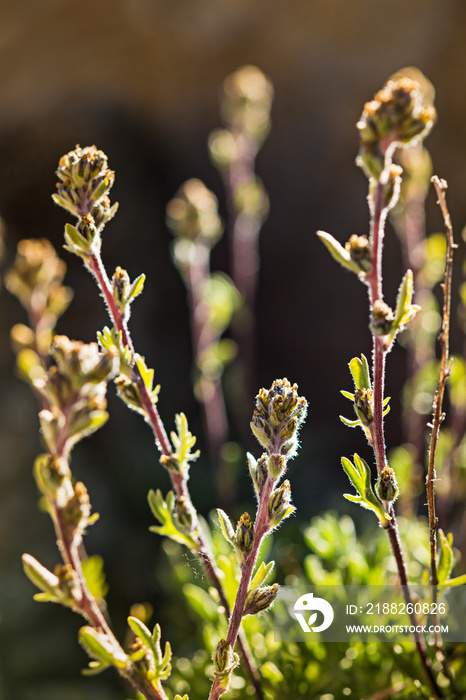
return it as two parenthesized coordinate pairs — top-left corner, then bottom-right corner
(48, 407), (168, 700)
(184, 241), (232, 505)
(86, 250), (264, 700)
(367, 180), (444, 699)
(427, 177), (455, 613)
(224, 132), (261, 397)
(208, 476), (275, 700)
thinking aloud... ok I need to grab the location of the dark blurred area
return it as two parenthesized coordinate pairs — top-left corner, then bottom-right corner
(1, 1), (466, 697)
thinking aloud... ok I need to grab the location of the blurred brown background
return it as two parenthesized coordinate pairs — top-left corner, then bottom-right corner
(1, 1), (466, 698)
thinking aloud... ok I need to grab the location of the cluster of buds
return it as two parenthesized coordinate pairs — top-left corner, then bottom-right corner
(6, 238), (73, 358)
(250, 378), (307, 461)
(34, 335), (118, 456)
(356, 75), (436, 180)
(345, 234), (372, 274)
(218, 65), (274, 145)
(166, 179), (223, 247)
(53, 145), (118, 258)
(208, 65), (272, 227)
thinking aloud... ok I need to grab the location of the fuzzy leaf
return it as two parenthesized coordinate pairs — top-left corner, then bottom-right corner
(249, 561), (275, 595)
(317, 231), (362, 275)
(349, 355), (371, 391)
(341, 454), (390, 525)
(339, 415), (361, 428)
(217, 508), (235, 544)
(169, 413), (200, 471)
(127, 273), (146, 303)
(79, 626), (128, 670)
(148, 489), (198, 550)
(437, 529), (453, 585)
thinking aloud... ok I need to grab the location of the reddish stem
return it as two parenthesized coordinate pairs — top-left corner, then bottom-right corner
(367, 180), (443, 698)
(86, 250), (264, 699)
(209, 476), (275, 700)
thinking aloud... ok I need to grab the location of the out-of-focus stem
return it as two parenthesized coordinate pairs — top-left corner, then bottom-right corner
(184, 242), (232, 504)
(224, 133), (261, 396)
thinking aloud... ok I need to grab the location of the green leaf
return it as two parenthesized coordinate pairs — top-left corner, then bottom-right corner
(128, 616), (154, 651)
(341, 454), (390, 525)
(340, 390), (355, 401)
(79, 626), (128, 670)
(169, 413), (200, 472)
(97, 326), (133, 377)
(63, 223), (92, 260)
(339, 415), (361, 428)
(182, 583), (219, 622)
(148, 489), (199, 550)
(317, 231), (362, 275)
(443, 574), (466, 587)
(349, 355), (371, 391)
(217, 508), (235, 544)
(437, 529), (453, 585)
(82, 555), (108, 600)
(249, 561), (275, 595)
(127, 273), (146, 302)
(388, 270), (420, 344)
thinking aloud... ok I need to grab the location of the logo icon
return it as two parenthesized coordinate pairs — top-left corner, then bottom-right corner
(293, 592), (334, 633)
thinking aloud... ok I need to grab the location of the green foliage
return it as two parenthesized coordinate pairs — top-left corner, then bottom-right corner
(148, 490), (199, 550)
(341, 454), (390, 525)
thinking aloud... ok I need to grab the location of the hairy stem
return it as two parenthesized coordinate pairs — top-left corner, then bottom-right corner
(86, 250), (263, 699)
(427, 177), (455, 619)
(367, 180), (444, 698)
(208, 477), (275, 700)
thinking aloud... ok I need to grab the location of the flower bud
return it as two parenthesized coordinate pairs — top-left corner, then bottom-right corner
(235, 512), (254, 557)
(268, 480), (294, 528)
(353, 388), (373, 426)
(243, 583), (279, 616)
(371, 300), (394, 336)
(345, 235), (372, 273)
(174, 496), (197, 533)
(250, 379), (307, 457)
(213, 639), (239, 679)
(375, 466), (399, 503)
(112, 266), (130, 303)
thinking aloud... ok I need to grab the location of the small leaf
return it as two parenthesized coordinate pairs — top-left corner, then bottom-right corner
(437, 529), (453, 585)
(79, 626), (128, 670)
(127, 273), (146, 302)
(182, 583), (219, 622)
(317, 231), (362, 275)
(339, 415), (361, 428)
(443, 574), (466, 587)
(341, 454), (390, 525)
(128, 616), (154, 652)
(349, 355), (371, 391)
(249, 561), (275, 595)
(340, 390), (355, 401)
(217, 509), (235, 544)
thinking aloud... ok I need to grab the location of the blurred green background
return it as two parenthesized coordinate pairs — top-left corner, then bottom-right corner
(1, 1), (466, 698)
